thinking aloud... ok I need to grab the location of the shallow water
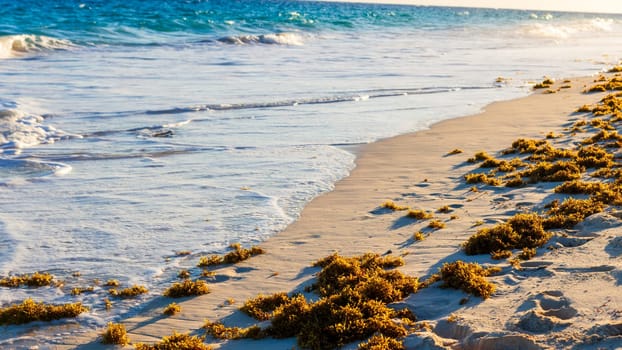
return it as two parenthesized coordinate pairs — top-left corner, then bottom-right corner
(0, 0), (621, 345)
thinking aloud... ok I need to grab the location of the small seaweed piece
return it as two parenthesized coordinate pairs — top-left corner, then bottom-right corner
(447, 148), (463, 155)
(437, 205), (451, 213)
(518, 248), (536, 260)
(163, 302), (181, 316)
(413, 231), (425, 241)
(101, 322), (130, 345)
(406, 209), (433, 220)
(104, 279), (120, 287)
(427, 220), (445, 230)
(381, 200), (409, 211)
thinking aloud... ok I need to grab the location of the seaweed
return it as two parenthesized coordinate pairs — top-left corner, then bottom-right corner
(163, 279), (210, 298)
(543, 198), (604, 229)
(427, 220), (446, 230)
(163, 302), (181, 316)
(109, 284), (148, 298)
(406, 209), (433, 220)
(232, 253), (419, 349)
(0, 298), (87, 325)
(439, 261), (498, 299)
(380, 200), (409, 211)
(198, 243), (265, 266)
(464, 213), (550, 255)
(101, 322), (130, 345)
(134, 332), (212, 350)
(358, 334), (404, 350)
(0, 272), (54, 288)
(204, 321), (264, 340)
(240, 292), (290, 320)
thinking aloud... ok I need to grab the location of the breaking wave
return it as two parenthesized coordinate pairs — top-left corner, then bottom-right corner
(216, 32), (306, 46)
(518, 17), (617, 40)
(0, 34), (74, 59)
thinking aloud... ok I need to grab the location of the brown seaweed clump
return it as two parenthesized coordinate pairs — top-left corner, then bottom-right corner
(204, 321), (264, 340)
(163, 279), (210, 298)
(586, 76), (622, 92)
(163, 302), (181, 316)
(381, 200), (409, 211)
(406, 209), (433, 220)
(543, 198), (604, 229)
(0, 298), (87, 325)
(463, 213), (550, 255)
(533, 78), (554, 89)
(109, 284), (148, 298)
(232, 253), (418, 349)
(134, 331), (212, 350)
(464, 173), (502, 186)
(197, 243), (265, 267)
(518, 161), (581, 183)
(358, 333), (405, 350)
(0, 272), (54, 288)
(101, 322), (130, 345)
(555, 180), (622, 205)
(240, 292), (290, 320)
(439, 261), (499, 299)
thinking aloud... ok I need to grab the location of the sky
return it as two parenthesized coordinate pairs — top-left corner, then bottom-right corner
(326, 0), (622, 14)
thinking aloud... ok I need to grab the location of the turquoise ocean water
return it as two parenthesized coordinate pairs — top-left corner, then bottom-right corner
(1, 0), (622, 346)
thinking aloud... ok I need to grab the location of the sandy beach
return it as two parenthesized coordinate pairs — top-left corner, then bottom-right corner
(37, 71), (622, 350)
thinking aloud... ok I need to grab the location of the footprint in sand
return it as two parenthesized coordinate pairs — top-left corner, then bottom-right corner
(517, 290), (577, 333)
(605, 236), (622, 257)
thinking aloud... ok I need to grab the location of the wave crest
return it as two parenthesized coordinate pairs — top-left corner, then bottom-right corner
(520, 18), (616, 40)
(217, 32), (305, 46)
(0, 34), (74, 59)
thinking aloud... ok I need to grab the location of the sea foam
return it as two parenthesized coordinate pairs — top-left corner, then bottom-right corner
(0, 34), (73, 59)
(217, 32), (306, 45)
(0, 104), (81, 155)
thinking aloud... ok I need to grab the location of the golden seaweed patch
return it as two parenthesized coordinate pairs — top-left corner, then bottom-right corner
(101, 322), (130, 345)
(439, 261), (498, 299)
(0, 298), (87, 325)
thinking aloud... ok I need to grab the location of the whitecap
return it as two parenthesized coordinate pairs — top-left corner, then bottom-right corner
(0, 34), (74, 59)
(217, 32), (306, 46)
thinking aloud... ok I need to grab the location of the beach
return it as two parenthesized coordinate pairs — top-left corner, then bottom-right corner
(45, 73), (622, 349)
(2, 2), (622, 349)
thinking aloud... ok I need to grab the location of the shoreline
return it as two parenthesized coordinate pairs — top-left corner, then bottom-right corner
(43, 73), (622, 348)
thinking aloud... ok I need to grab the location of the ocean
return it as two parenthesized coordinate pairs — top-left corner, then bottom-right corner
(1, 0), (621, 345)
